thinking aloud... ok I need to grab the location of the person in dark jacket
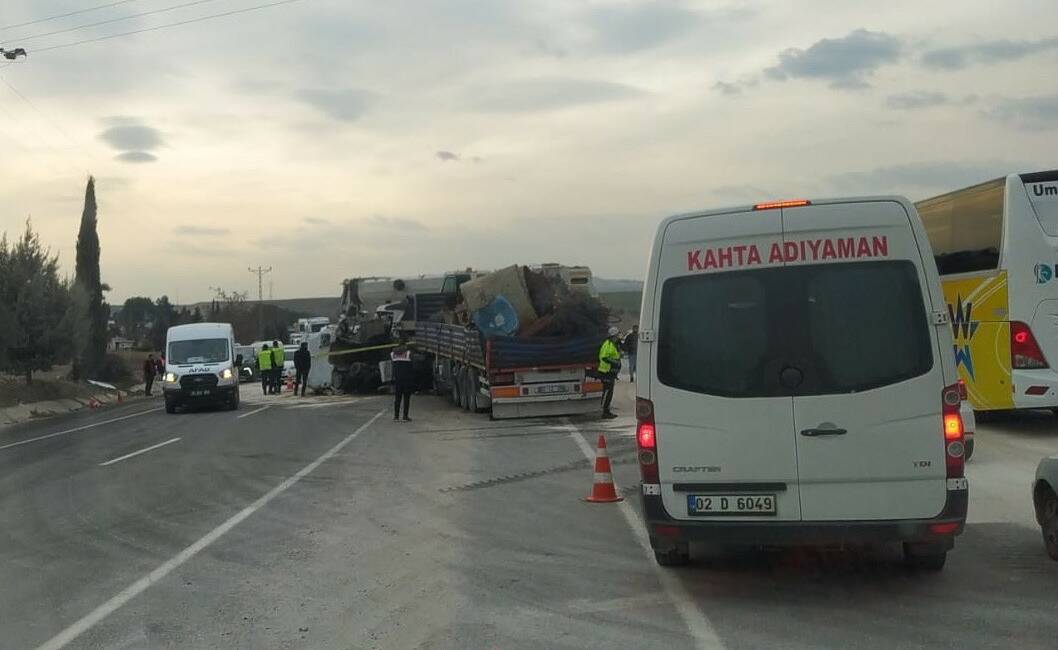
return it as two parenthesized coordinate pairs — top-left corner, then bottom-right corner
(143, 354), (157, 396)
(293, 342), (311, 397)
(391, 341), (413, 422)
(621, 325), (639, 382)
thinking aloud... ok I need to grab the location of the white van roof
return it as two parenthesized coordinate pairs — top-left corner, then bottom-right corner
(657, 195), (913, 228)
(166, 322), (234, 341)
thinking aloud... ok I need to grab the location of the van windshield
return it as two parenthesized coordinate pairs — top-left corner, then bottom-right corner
(657, 261), (933, 397)
(168, 338), (230, 365)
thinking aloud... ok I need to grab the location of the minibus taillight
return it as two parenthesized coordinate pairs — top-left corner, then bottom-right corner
(636, 398), (659, 484)
(942, 384), (964, 479)
(1011, 321), (1049, 369)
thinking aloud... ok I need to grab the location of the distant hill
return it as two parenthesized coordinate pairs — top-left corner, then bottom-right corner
(594, 278), (643, 293)
(181, 297), (341, 320)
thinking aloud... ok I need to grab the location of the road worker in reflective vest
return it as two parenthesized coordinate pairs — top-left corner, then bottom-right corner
(271, 340), (285, 393)
(257, 344), (273, 395)
(597, 326), (622, 419)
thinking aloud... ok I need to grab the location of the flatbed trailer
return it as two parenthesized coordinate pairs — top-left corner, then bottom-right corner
(410, 322), (604, 419)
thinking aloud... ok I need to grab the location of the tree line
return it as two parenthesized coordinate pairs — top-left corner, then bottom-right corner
(115, 292), (295, 351)
(0, 178), (108, 384)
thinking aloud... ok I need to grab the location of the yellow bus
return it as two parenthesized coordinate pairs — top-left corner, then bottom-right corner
(916, 171), (1058, 412)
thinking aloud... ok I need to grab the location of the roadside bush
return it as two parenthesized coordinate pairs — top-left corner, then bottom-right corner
(96, 353), (132, 384)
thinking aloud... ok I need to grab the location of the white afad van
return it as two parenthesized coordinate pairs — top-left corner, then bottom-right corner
(162, 322), (241, 413)
(636, 198), (969, 570)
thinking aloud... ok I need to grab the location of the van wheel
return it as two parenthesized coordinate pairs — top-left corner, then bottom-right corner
(165, 398), (177, 414)
(1039, 492), (1058, 561)
(653, 543), (690, 567)
(903, 543), (947, 571)
(964, 438), (974, 462)
(229, 389), (240, 411)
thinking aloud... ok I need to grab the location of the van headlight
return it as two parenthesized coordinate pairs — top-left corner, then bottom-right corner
(164, 372), (177, 383)
(220, 368), (233, 380)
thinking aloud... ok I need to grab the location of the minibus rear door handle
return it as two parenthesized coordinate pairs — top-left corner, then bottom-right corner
(800, 427), (847, 437)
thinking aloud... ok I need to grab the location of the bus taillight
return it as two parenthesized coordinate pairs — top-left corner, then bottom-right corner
(1011, 321), (1049, 369)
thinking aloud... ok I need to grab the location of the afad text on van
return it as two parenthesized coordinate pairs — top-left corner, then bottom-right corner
(686, 236), (889, 271)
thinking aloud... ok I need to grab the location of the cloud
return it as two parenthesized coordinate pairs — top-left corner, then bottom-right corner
(436, 150), (459, 162)
(713, 81), (744, 96)
(886, 91), (949, 110)
(827, 161), (1024, 195)
(921, 36), (1058, 70)
(983, 94), (1058, 130)
(369, 215), (426, 231)
(470, 78), (646, 112)
(764, 29), (901, 89)
(304, 216), (329, 225)
(584, 2), (699, 53)
(99, 124), (164, 151)
(174, 225), (231, 237)
(114, 151), (158, 163)
(708, 184), (775, 204)
(299, 88), (374, 122)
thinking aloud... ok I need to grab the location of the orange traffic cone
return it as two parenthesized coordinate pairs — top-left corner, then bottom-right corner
(584, 434), (623, 503)
(116, 390), (124, 403)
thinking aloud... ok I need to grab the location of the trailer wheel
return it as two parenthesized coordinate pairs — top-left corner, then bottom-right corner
(451, 365), (462, 405)
(331, 368), (346, 393)
(465, 371), (477, 411)
(459, 368), (470, 411)
(469, 370), (486, 413)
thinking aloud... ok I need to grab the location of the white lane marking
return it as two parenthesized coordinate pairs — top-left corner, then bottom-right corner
(564, 422), (725, 650)
(98, 437), (182, 467)
(36, 409), (385, 650)
(0, 408), (162, 452)
(236, 405), (270, 419)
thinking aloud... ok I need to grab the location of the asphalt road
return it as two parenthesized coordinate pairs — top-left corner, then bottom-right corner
(0, 382), (1056, 649)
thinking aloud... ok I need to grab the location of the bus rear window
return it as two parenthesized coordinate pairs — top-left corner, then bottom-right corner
(916, 178), (1004, 275)
(657, 261), (933, 398)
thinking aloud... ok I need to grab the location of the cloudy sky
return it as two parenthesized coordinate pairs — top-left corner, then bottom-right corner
(0, 0), (1056, 303)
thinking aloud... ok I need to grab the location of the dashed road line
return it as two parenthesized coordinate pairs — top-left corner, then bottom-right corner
(36, 410), (386, 650)
(236, 405), (270, 419)
(563, 421), (726, 650)
(0, 408), (162, 452)
(99, 437), (181, 467)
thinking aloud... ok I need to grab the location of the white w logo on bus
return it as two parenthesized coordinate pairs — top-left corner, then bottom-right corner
(948, 296), (978, 380)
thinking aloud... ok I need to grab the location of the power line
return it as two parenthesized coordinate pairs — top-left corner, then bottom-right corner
(1, 0), (228, 47)
(0, 74), (83, 152)
(30, 0), (306, 54)
(0, 0), (139, 32)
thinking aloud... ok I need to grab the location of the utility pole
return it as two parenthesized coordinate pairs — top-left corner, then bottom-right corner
(248, 266), (272, 339)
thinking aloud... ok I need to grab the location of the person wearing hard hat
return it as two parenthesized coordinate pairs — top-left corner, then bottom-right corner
(597, 326), (622, 419)
(257, 344), (273, 395)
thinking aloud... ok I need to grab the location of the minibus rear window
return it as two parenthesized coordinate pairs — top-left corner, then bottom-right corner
(657, 261), (933, 397)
